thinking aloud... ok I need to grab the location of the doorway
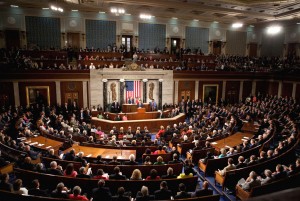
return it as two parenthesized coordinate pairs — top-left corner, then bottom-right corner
(181, 90), (191, 101)
(171, 38), (181, 55)
(249, 43), (257, 57)
(213, 41), (222, 55)
(65, 92), (79, 106)
(67, 33), (80, 49)
(122, 35), (133, 58)
(5, 30), (20, 49)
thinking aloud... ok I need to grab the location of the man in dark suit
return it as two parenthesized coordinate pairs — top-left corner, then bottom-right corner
(76, 167), (91, 179)
(154, 181), (172, 200)
(192, 181), (213, 197)
(136, 186), (155, 201)
(46, 161), (63, 176)
(0, 173), (12, 192)
(124, 154), (138, 165)
(28, 179), (48, 197)
(236, 156), (247, 169)
(174, 183), (191, 199)
(162, 167), (177, 179)
(108, 156), (121, 165)
(168, 154), (181, 164)
(92, 179), (112, 201)
(50, 182), (69, 199)
(109, 166), (127, 180)
(111, 100), (120, 113)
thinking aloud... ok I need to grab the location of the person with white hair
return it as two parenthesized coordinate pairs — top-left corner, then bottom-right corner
(136, 186), (155, 201)
(241, 171), (261, 191)
(124, 154), (138, 165)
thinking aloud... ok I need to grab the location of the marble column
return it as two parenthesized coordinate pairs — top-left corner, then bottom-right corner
(83, 81), (88, 108)
(55, 81), (61, 106)
(251, 80), (256, 96)
(174, 80), (179, 104)
(292, 83), (297, 98)
(278, 81), (283, 97)
(158, 79), (163, 110)
(13, 82), (20, 106)
(119, 79), (125, 106)
(195, 80), (199, 100)
(222, 81), (226, 100)
(142, 79), (148, 103)
(102, 79), (108, 111)
(239, 81), (244, 102)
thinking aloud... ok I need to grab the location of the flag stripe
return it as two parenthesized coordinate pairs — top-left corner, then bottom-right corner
(126, 80), (141, 101)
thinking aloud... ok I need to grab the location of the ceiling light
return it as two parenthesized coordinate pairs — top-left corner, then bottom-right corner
(266, 25), (282, 35)
(51, 5), (63, 12)
(125, 13), (131, 16)
(111, 7), (125, 16)
(297, 22), (300, 25)
(140, 14), (152, 20)
(42, 7), (49, 10)
(99, 11), (106, 14)
(10, 5), (18, 8)
(71, 10), (78, 12)
(232, 23), (243, 28)
(172, 17), (178, 20)
(213, 21), (219, 23)
(193, 19), (199, 21)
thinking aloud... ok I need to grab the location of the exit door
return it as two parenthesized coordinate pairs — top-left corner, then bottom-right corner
(122, 35), (133, 58)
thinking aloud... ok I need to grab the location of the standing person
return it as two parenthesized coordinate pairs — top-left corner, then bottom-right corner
(150, 99), (157, 111)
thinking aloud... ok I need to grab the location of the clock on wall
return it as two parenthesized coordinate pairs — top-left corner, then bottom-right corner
(172, 26), (179, 34)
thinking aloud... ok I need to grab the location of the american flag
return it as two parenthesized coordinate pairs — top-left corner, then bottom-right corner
(126, 80), (141, 101)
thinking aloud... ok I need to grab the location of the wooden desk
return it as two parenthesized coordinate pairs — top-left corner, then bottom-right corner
(64, 144), (136, 161)
(122, 104), (137, 113)
(24, 136), (63, 153)
(91, 113), (186, 132)
(211, 132), (254, 153)
(241, 122), (260, 134)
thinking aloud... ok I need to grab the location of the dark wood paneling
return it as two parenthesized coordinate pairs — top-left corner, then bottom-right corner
(0, 82), (14, 107)
(226, 81), (240, 103)
(256, 81), (269, 96)
(60, 81), (83, 109)
(178, 81), (195, 101)
(282, 82), (293, 98)
(242, 81), (252, 99)
(296, 84), (300, 102)
(18, 82), (56, 106)
(198, 81), (223, 102)
(268, 82), (279, 96)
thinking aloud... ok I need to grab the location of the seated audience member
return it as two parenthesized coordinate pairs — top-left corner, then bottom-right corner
(12, 179), (28, 195)
(124, 154), (138, 165)
(112, 187), (130, 201)
(217, 148), (227, 158)
(94, 169), (108, 180)
(200, 151), (214, 165)
(154, 156), (165, 165)
(162, 167), (177, 179)
(20, 156), (35, 171)
(136, 186), (155, 201)
(144, 156), (152, 165)
(130, 169), (143, 180)
(94, 155), (107, 164)
(153, 145), (166, 154)
(75, 152), (88, 167)
(51, 182), (69, 198)
(47, 161), (63, 175)
(154, 181), (172, 200)
(241, 171), (261, 191)
(175, 183), (191, 199)
(108, 156), (121, 165)
(76, 167), (91, 179)
(218, 158), (236, 176)
(47, 148), (60, 159)
(236, 156), (247, 169)
(258, 169), (274, 185)
(28, 179), (48, 197)
(247, 155), (258, 166)
(0, 173), (12, 192)
(183, 159), (196, 175)
(146, 169), (160, 180)
(192, 181), (213, 197)
(64, 149), (76, 161)
(92, 179), (112, 201)
(168, 153), (181, 164)
(273, 164), (288, 181)
(64, 163), (78, 177)
(110, 166), (127, 180)
(69, 186), (88, 200)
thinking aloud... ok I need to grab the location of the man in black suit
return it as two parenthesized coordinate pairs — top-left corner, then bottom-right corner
(162, 167), (177, 179)
(236, 156), (247, 169)
(109, 166), (127, 180)
(50, 182), (69, 199)
(28, 179), (48, 197)
(168, 154), (181, 164)
(92, 179), (112, 201)
(0, 173), (12, 192)
(108, 156), (121, 165)
(174, 183), (191, 199)
(136, 186), (155, 201)
(46, 161), (63, 176)
(76, 167), (91, 179)
(192, 181), (213, 197)
(111, 100), (120, 113)
(154, 181), (172, 200)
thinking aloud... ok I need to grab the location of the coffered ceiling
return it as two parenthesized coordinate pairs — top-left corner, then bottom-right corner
(2, 0), (300, 24)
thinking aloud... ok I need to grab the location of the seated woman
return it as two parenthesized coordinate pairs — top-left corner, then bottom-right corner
(130, 169), (143, 180)
(12, 179), (28, 195)
(63, 163), (77, 178)
(156, 126), (165, 139)
(144, 156), (152, 165)
(217, 148), (227, 158)
(154, 156), (165, 165)
(145, 169), (161, 180)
